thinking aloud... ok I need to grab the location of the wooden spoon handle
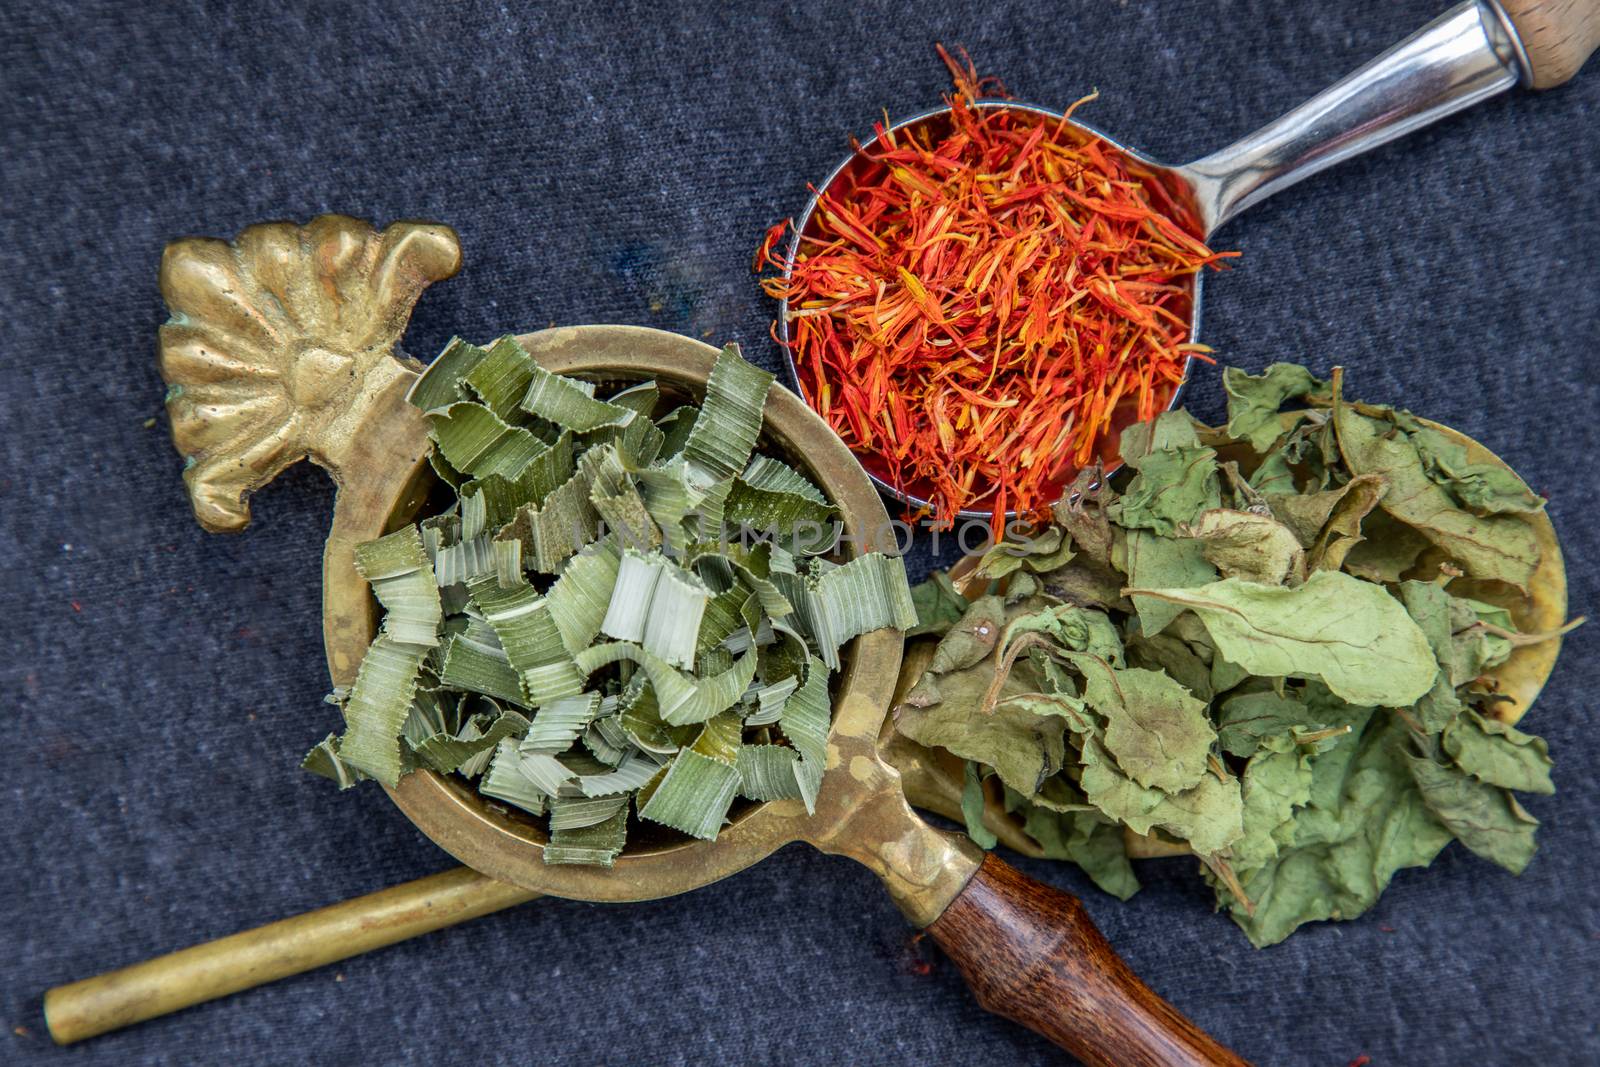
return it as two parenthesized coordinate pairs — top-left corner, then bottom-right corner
(1497, 0), (1600, 87)
(43, 869), (538, 1045)
(928, 854), (1248, 1067)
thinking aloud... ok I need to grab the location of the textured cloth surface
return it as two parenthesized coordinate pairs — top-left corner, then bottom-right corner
(4, 1), (1597, 1064)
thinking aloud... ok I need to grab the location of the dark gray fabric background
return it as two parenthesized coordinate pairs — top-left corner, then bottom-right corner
(4, 1), (1596, 1064)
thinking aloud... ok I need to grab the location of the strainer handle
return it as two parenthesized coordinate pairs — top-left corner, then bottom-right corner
(42, 869), (537, 1045)
(928, 853), (1250, 1067)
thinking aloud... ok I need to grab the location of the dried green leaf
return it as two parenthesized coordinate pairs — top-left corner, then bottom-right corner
(301, 734), (368, 789)
(1124, 530), (1217, 636)
(960, 762), (999, 849)
(429, 401), (550, 481)
(467, 575), (584, 705)
(1441, 709), (1553, 795)
(600, 550), (711, 669)
(1216, 691), (1312, 758)
(1079, 735), (1242, 855)
(907, 572), (970, 638)
(1127, 572), (1437, 707)
(737, 745), (807, 803)
(521, 363), (636, 432)
(1333, 402), (1539, 591)
(1223, 363), (1329, 453)
(1409, 755), (1538, 874)
(573, 642), (757, 726)
(1410, 426), (1545, 515)
(1179, 509), (1304, 585)
(1067, 654), (1214, 794)
(546, 537), (623, 656)
(774, 552), (917, 670)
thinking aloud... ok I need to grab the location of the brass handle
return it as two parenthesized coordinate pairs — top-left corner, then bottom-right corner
(44, 869), (537, 1045)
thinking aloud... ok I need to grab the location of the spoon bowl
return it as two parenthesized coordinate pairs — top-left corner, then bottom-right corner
(778, 0), (1572, 522)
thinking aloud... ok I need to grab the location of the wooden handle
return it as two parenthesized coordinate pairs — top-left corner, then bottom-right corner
(43, 869), (537, 1044)
(1497, 0), (1600, 87)
(928, 855), (1249, 1067)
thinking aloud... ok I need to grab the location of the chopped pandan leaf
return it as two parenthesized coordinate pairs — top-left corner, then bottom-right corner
(779, 656), (829, 767)
(459, 431), (575, 531)
(697, 588), (749, 654)
(584, 410), (666, 469)
(544, 805), (629, 867)
(693, 712), (743, 765)
(428, 401), (551, 480)
(480, 739), (560, 814)
(581, 713), (631, 765)
(600, 551), (712, 669)
(354, 527), (442, 648)
(726, 457), (835, 538)
(736, 745), (806, 802)
(464, 336), (539, 418)
(576, 751), (665, 796)
(739, 455), (827, 503)
(496, 464), (600, 572)
(466, 575), (584, 704)
(743, 675), (798, 726)
(774, 552), (917, 669)
(522, 694), (602, 754)
(337, 634), (430, 786)
(522, 363), (636, 431)
(655, 405), (698, 459)
(638, 738), (742, 840)
(437, 620), (525, 705)
(547, 537), (622, 655)
(574, 642), (757, 726)
(411, 710), (530, 775)
(302, 734), (368, 789)
(592, 479), (660, 551)
(689, 543), (794, 618)
(580, 724), (624, 766)
(619, 683), (678, 755)
(681, 343), (774, 486)
(779, 657), (829, 814)
(607, 381), (659, 416)
(636, 461), (723, 553)
(431, 534), (496, 588)
(407, 337), (489, 413)
(400, 687), (457, 744)
(429, 448), (468, 490)
(548, 794), (631, 831)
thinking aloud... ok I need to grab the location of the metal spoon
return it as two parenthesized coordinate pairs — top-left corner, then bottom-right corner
(778, 0), (1600, 520)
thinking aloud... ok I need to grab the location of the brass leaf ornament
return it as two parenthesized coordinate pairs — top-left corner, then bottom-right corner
(158, 215), (461, 532)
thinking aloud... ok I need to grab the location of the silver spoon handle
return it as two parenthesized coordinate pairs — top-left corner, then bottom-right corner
(1180, 1), (1522, 234)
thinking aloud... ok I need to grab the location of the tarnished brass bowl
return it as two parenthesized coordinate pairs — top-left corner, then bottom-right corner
(318, 324), (913, 901)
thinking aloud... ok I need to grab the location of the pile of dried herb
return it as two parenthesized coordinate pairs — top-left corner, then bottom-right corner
(903, 363), (1577, 945)
(305, 338), (915, 866)
(757, 48), (1236, 526)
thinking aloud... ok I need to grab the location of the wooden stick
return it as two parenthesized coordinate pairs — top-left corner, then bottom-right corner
(929, 854), (1249, 1067)
(43, 868), (538, 1045)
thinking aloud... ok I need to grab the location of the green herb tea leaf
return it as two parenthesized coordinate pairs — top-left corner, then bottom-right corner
(1128, 572), (1437, 706)
(1441, 709), (1554, 795)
